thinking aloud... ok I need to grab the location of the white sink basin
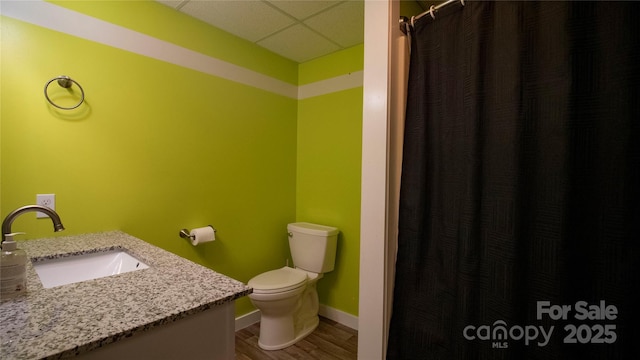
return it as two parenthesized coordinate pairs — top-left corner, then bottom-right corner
(33, 250), (149, 288)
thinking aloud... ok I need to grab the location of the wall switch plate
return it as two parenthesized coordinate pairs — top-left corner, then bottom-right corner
(36, 194), (56, 218)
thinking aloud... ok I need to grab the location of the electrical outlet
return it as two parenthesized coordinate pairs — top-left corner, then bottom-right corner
(36, 194), (56, 218)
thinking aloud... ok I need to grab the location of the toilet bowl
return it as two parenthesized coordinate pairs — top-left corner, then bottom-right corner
(248, 222), (338, 350)
(248, 266), (321, 350)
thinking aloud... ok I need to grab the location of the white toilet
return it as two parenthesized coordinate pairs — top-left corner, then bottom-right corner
(248, 222), (339, 350)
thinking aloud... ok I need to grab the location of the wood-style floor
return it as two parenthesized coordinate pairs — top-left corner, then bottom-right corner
(235, 317), (358, 360)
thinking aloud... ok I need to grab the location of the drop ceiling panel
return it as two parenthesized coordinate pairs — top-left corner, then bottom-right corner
(304, 1), (364, 48)
(267, 0), (341, 20)
(158, 0), (182, 7)
(257, 24), (341, 63)
(179, 0), (295, 42)
(156, 0), (366, 63)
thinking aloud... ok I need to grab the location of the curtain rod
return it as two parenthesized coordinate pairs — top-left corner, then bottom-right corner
(399, 0), (465, 34)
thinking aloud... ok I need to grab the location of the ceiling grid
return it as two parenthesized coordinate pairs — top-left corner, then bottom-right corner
(157, 0), (364, 63)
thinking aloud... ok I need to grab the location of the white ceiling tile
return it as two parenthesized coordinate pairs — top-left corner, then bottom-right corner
(155, 0), (367, 62)
(304, 0), (363, 48)
(266, 0), (341, 20)
(179, 0), (295, 42)
(156, 0), (184, 9)
(257, 24), (341, 63)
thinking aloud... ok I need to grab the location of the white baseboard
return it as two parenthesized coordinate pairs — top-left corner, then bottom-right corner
(319, 304), (359, 330)
(235, 309), (261, 331)
(235, 305), (358, 332)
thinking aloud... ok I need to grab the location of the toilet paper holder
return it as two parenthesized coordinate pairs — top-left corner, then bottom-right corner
(179, 225), (216, 240)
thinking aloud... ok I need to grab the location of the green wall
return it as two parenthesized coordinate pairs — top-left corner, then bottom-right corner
(1, 0), (362, 318)
(297, 46), (363, 316)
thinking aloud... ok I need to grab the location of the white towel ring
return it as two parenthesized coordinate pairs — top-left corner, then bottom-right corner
(44, 75), (85, 110)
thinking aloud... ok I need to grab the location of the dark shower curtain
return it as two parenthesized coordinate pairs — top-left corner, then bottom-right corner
(387, 1), (639, 359)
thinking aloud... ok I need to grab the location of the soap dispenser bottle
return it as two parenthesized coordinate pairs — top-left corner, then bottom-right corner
(1, 232), (28, 298)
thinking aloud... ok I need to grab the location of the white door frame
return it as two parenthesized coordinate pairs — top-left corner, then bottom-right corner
(358, 1), (405, 358)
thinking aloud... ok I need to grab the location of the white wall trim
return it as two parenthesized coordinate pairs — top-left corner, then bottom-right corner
(234, 305), (358, 332)
(1, 0), (361, 100)
(298, 71), (364, 99)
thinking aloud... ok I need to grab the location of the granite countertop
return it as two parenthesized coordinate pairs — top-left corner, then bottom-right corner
(0, 231), (252, 359)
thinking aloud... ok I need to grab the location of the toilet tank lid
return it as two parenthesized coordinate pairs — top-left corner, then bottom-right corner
(288, 222), (339, 236)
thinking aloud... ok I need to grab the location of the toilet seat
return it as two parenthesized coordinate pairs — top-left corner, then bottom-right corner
(249, 267), (307, 294)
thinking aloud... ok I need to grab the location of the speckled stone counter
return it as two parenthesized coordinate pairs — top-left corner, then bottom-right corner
(0, 231), (252, 359)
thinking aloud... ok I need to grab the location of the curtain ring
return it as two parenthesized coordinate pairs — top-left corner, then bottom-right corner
(429, 5), (436, 19)
(410, 15), (416, 29)
(44, 75), (85, 110)
(460, 0), (465, 6)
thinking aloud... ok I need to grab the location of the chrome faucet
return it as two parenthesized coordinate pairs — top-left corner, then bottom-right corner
(1, 205), (65, 242)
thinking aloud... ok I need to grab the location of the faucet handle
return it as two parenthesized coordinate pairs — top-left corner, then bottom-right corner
(3, 232), (26, 241)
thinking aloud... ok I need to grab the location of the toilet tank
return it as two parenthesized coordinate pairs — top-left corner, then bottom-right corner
(288, 222), (339, 273)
